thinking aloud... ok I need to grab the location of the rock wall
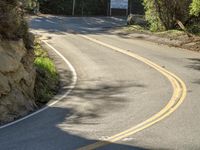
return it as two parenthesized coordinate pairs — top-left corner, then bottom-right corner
(0, 39), (36, 124)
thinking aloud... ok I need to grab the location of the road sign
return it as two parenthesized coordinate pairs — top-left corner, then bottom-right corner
(111, 0), (128, 9)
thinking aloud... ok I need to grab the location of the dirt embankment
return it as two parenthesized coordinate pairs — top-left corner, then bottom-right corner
(112, 26), (200, 52)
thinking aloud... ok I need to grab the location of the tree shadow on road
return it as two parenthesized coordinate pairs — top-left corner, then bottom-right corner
(187, 58), (200, 71)
(0, 69), (146, 150)
(63, 81), (145, 125)
(4, 15), (153, 150)
(186, 58), (200, 84)
(0, 101), (146, 150)
(29, 15), (126, 36)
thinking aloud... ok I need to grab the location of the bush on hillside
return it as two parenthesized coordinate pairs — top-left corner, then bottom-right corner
(190, 0), (200, 17)
(143, 0), (192, 31)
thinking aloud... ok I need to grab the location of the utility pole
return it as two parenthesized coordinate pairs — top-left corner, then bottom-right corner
(72, 0), (76, 16)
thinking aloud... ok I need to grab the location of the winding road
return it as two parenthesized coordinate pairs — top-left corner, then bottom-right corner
(0, 15), (200, 150)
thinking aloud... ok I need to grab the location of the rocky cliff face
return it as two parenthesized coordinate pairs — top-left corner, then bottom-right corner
(0, 39), (36, 124)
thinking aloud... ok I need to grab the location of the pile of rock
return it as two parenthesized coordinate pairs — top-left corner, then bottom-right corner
(127, 14), (147, 26)
(0, 40), (36, 124)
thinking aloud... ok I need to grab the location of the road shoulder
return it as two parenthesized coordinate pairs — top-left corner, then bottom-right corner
(0, 40), (77, 129)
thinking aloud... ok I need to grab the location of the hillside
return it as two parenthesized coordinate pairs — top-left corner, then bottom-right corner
(0, 1), (36, 123)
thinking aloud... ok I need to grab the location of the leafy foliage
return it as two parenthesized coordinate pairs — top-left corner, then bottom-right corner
(38, 0), (108, 16)
(143, 0), (164, 31)
(34, 41), (59, 104)
(190, 0), (200, 17)
(20, 0), (39, 13)
(143, 0), (193, 31)
(129, 0), (145, 15)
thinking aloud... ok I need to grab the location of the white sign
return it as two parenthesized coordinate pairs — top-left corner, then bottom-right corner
(111, 0), (128, 9)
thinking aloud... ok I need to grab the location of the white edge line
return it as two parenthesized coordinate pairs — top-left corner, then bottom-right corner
(0, 40), (77, 129)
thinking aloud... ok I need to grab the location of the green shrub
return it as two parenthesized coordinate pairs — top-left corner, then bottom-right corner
(190, 0), (200, 17)
(188, 24), (200, 35)
(143, 0), (165, 31)
(20, 0), (39, 13)
(143, 0), (192, 31)
(34, 41), (59, 104)
(34, 57), (57, 78)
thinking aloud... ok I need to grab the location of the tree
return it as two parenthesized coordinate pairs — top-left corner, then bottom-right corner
(38, 0), (107, 16)
(190, 0), (200, 17)
(143, 0), (164, 31)
(143, 0), (192, 31)
(20, 0), (40, 14)
(129, 0), (144, 15)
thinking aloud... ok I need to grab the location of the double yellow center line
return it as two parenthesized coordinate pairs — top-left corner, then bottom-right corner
(77, 35), (187, 150)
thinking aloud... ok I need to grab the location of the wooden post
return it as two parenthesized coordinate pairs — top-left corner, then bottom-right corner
(176, 20), (193, 37)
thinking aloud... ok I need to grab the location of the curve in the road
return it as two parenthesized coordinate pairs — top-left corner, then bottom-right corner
(77, 35), (187, 150)
(0, 40), (77, 130)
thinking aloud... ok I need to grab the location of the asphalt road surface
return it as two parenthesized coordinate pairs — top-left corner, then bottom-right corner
(0, 15), (200, 150)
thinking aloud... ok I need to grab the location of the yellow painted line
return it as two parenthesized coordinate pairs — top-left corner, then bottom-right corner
(77, 35), (187, 150)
